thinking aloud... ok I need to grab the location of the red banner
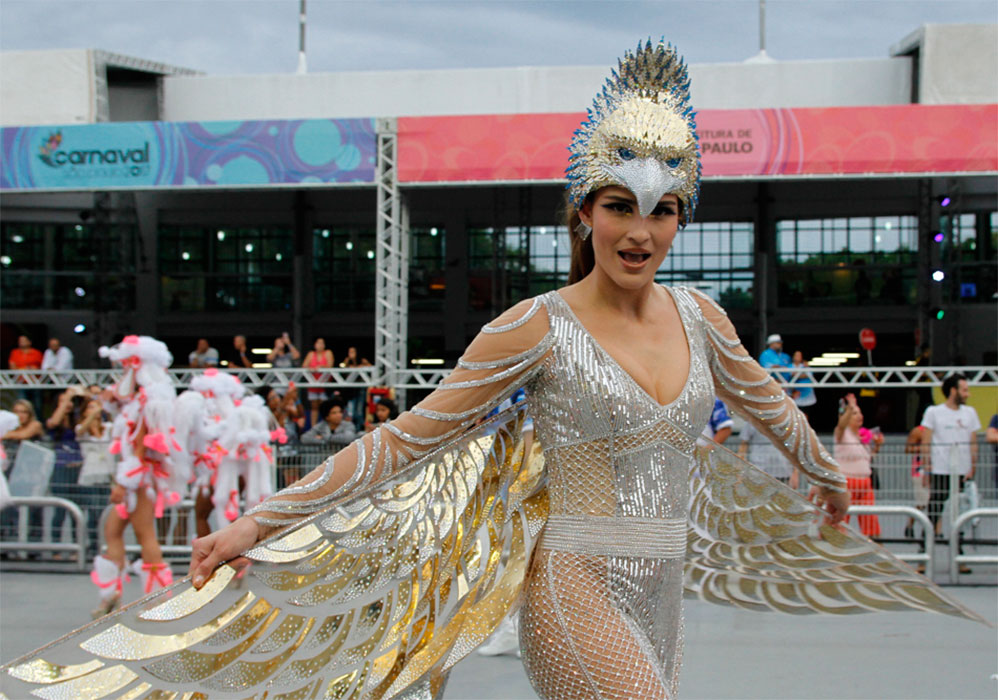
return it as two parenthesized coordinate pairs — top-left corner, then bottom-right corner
(398, 104), (998, 183)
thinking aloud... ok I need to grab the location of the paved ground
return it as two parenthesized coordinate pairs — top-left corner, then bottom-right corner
(1, 570), (995, 699)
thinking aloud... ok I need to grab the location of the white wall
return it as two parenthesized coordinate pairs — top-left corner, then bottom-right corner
(160, 57), (912, 122)
(0, 50), (95, 126)
(917, 24), (998, 104)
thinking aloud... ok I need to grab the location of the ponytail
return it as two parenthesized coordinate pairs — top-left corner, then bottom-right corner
(567, 194), (595, 285)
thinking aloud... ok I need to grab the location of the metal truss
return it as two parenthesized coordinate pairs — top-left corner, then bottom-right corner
(767, 365), (998, 389)
(0, 367), (376, 391)
(2, 366), (994, 393)
(374, 118), (409, 407)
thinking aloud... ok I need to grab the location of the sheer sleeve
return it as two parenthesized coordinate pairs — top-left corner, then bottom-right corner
(689, 289), (847, 492)
(246, 296), (553, 535)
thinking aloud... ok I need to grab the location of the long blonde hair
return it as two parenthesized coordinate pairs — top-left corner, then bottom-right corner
(12, 399), (36, 423)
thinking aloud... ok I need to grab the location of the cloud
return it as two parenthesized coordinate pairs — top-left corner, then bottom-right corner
(1, 0), (995, 75)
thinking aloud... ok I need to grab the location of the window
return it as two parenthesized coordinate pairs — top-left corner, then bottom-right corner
(776, 216), (918, 307)
(655, 221), (754, 309)
(467, 220), (754, 312)
(1, 222), (136, 310)
(777, 216), (918, 265)
(409, 226), (446, 312)
(946, 212), (997, 304)
(467, 225), (566, 313)
(158, 226), (293, 312)
(313, 226), (376, 312)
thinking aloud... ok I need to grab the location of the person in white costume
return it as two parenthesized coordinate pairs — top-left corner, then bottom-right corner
(91, 335), (187, 617)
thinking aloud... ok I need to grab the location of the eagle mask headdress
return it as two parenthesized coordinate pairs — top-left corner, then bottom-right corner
(567, 39), (701, 236)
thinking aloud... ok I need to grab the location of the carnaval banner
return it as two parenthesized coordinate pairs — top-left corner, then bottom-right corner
(397, 104), (998, 182)
(1, 119), (377, 191)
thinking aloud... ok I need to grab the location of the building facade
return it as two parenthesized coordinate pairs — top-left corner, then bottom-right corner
(2, 24), (996, 376)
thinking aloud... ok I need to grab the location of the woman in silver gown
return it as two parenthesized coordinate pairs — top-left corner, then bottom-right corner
(189, 41), (852, 700)
(2, 40), (981, 700)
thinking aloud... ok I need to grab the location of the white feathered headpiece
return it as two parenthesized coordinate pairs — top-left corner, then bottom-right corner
(190, 368), (246, 400)
(99, 334), (173, 394)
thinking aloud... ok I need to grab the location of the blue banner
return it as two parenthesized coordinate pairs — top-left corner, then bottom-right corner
(1, 118), (377, 190)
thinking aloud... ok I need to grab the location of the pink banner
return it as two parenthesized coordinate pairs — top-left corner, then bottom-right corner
(398, 104), (998, 183)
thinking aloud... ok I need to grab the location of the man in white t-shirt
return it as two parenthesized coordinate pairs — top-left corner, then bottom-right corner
(920, 373), (980, 551)
(41, 337), (74, 371)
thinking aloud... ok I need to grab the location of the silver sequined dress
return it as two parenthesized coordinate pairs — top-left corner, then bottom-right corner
(239, 284), (847, 700)
(517, 287), (713, 700)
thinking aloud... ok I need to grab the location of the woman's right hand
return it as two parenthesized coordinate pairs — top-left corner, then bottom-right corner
(189, 516), (261, 589)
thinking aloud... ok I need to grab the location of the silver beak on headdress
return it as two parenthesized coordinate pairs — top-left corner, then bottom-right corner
(566, 40), (701, 236)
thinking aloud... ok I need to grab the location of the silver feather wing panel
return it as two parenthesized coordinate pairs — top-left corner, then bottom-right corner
(684, 438), (989, 625)
(1, 404), (549, 700)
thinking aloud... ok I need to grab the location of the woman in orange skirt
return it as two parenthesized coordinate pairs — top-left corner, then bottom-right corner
(834, 392), (883, 537)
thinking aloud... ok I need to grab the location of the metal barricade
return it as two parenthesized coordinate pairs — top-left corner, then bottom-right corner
(949, 507), (998, 582)
(0, 497), (87, 570)
(274, 443), (344, 489)
(848, 505), (933, 567)
(96, 499), (199, 561)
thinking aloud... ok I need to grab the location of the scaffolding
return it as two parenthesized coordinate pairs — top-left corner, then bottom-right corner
(373, 118), (409, 407)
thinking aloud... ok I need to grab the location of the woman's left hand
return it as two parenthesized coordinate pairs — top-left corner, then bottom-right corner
(809, 485), (849, 525)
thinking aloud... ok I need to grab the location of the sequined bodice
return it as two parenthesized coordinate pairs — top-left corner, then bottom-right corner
(527, 287), (714, 520)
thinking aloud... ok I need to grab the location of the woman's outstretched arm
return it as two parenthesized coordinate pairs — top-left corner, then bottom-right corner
(689, 289), (849, 523)
(189, 297), (553, 586)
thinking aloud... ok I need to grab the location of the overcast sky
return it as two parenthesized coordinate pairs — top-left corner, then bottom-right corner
(1, 0), (996, 75)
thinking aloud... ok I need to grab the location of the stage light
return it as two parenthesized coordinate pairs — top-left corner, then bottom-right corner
(217, 230), (226, 241)
(931, 270), (945, 282)
(430, 227), (438, 236)
(275, 253), (282, 261)
(11, 235), (24, 243)
(936, 309), (945, 320)
(73, 323), (87, 334)
(74, 287), (86, 297)
(245, 243), (254, 253)
(322, 229), (330, 238)
(0, 256), (10, 266)
(346, 241), (354, 250)
(366, 250), (375, 259)
(933, 232), (945, 243)
(939, 196), (951, 207)
(181, 251), (191, 260)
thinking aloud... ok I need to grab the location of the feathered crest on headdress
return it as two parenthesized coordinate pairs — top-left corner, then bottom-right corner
(566, 39), (701, 222)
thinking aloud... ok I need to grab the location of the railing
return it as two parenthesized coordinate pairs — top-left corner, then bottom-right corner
(949, 508), (998, 582)
(1, 365), (996, 391)
(2, 440), (994, 581)
(848, 505), (933, 567)
(0, 497), (87, 570)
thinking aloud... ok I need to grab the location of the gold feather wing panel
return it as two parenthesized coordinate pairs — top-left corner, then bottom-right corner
(684, 438), (989, 625)
(1, 404), (549, 700)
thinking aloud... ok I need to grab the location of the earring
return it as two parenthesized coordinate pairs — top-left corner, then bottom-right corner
(575, 221), (592, 240)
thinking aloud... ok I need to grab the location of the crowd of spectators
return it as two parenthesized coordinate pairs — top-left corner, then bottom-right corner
(2, 330), (996, 564)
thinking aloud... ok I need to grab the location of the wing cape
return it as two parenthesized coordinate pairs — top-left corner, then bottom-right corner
(1, 402), (547, 700)
(685, 436), (988, 624)
(2, 406), (988, 699)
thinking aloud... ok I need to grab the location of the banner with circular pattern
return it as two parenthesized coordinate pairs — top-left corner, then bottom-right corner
(397, 104), (998, 183)
(1, 118), (376, 191)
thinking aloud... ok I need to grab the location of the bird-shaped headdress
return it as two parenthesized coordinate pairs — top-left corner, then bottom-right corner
(567, 40), (700, 228)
